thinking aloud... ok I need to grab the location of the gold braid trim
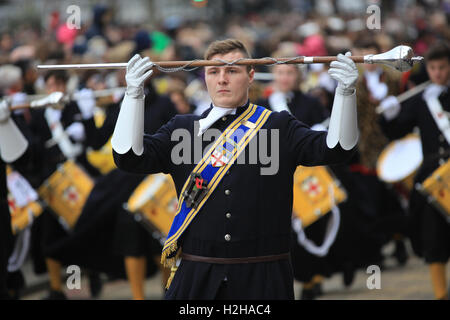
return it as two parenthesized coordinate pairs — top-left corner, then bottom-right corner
(160, 241), (180, 268)
(161, 242), (182, 290)
(165, 266), (178, 289)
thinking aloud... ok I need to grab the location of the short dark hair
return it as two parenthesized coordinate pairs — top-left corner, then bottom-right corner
(354, 38), (381, 53)
(425, 42), (450, 63)
(44, 70), (68, 84)
(204, 39), (253, 72)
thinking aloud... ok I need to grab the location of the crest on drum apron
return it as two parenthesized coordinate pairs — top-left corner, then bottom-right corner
(301, 175), (323, 198)
(63, 186), (79, 205)
(7, 194), (17, 213)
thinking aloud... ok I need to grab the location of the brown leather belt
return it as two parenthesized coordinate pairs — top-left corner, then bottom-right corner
(181, 252), (290, 264)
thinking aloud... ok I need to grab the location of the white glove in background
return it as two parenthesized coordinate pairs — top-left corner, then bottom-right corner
(65, 122), (86, 142)
(365, 70), (388, 101)
(76, 88), (96, 119)
(30, 91), (64, 108)
(379, 95), (401, 121)
(0, 100), (10, 123)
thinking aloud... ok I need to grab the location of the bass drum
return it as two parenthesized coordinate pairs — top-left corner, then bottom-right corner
(376, 133), (423, 191)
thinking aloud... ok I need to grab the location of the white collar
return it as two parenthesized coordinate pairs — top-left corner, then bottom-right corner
(197, 104), (238, 137)
(423, 83), (448, 100)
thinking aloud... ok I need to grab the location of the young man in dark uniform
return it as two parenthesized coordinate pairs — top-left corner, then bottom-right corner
(14, 71), (101, 299)
(379, 42), (450, 300)
(46, 79), (177, 300)
(0, 99), (29, 299)
(111, 39), (359, 299)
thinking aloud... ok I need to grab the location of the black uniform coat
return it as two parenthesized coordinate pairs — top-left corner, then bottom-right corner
(113, 100), (356, 299)
(379, 88), (450, 262)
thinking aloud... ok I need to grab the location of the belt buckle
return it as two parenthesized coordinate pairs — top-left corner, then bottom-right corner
(182, 172), (209, 209)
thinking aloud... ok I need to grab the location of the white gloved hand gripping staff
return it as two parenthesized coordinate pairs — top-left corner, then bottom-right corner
(326, 52), (359, 150)
(111, 54), (154, 155)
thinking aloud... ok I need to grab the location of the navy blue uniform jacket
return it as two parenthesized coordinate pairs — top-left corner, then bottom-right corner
(113, 100), (356, 299)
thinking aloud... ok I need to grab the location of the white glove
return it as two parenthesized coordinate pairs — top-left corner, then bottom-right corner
(10, 92), (28, 107)
(379, 95), (401, 121)
(76, 88), (96, 119)
(0, 100), (11, 123)
(30, 92), (64, 108)
(125, 54), (154, 98)
(328, 52), (358, 96)
(326, 52), (359, 151)
(65, 122), (86, 142)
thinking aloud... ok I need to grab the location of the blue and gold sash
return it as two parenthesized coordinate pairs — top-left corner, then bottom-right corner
(161, 104), (272, 273)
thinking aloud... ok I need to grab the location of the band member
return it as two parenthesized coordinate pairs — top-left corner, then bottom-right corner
(45, 71), (177, 300)
(379, 41), (450, 300)
(111, 38), (359, 299)
(14, 70), (100, 299)
(352, 39), (408, 267)
(258, 62), (329, 125)
(257, 61), (332, 299)
(0, 99), (28, 299)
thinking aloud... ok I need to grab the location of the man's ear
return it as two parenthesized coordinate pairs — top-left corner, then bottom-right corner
(248, 68), (255, 85)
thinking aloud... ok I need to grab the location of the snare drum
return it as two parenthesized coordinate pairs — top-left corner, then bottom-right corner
(293, 166), (347, 228)
(417, 159), (450, 221)
(126, 173), (178, 236)
(6, 166), (43, 234)
(38, 160), (94, 230)
(377, 133), (423, 190)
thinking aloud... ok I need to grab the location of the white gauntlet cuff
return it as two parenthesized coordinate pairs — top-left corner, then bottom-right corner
(111, 93), (145, 155)
(326, 90), (359, 150)
(0, 118), (28, 162)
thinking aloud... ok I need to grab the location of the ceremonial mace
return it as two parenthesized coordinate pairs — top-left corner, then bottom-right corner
(37, 45), (423, 73)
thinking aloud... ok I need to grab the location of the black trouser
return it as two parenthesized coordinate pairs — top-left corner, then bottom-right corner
(0, 203), (13, 299)
(214, 280), (230, 300)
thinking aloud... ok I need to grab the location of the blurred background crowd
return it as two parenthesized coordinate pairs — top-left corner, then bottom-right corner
(0, 0), (449, 110)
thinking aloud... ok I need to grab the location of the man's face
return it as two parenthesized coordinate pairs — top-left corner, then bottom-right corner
(273, 64), (299, 93)
(45, 76), (66, 94)
(205, 50), (254, 108)
(426, 58), (450, 86)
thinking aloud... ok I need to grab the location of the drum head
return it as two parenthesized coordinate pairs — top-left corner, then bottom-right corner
(128, 174), (168, 212)
(377, 134), (423, 183)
